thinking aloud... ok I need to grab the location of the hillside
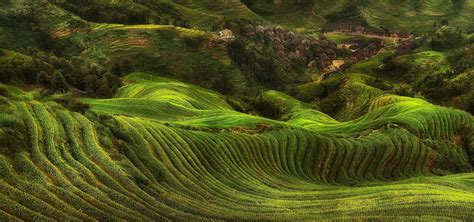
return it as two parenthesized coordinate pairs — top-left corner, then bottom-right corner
(243, 0), (474, 32)
(0, 0), (473, 220)
(0, 74), (472, 220)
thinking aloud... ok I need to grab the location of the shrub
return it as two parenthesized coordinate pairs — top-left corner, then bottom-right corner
(0, 87), (9, 98)
(449, 93), (474, 114)
(240, 0), (254, 7)
(447, 45), (474, 73)
(183, 36), (205, 49)
(413, 74), (444, 100)
(0, 114), (28, 156)
(452, 0), (466, 11)
(109, 59), (134, 77)
(55, 98), (90, 114)
(393, 83), (415, 97)
(377, 60), (412, 78)
(96, 84), (114, 98)
(429, 26), (465, 51)
(254, 96), (285, 120)
(365, 77), (392, 90)
(51, 70), (68, 93)
(381, 54), (394, 63)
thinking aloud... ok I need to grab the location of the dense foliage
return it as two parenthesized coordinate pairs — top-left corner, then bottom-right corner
(228, 37), (285, 88)
(429, 26), (465, 51)
(0, 49), (124, 97)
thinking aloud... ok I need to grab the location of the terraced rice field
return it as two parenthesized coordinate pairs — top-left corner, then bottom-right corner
(245, 0), (474, 32)
(173, 0), (260, 29)
(0, 73), (472, 220)
(360, 0), (474, 32)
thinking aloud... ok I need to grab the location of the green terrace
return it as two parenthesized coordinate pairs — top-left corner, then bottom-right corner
(0, 73), (472, 220)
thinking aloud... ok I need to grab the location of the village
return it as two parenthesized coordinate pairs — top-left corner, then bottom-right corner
(215, 22), (418, 77)
(216, 24), (338, 71)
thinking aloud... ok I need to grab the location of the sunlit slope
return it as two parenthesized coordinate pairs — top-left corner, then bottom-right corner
(86, 73), (474, 177)
(85, 73), (273, 128)
(0, 74), (473, 220)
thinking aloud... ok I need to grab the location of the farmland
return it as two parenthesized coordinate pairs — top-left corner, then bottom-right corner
(0, 73), (472, 220)
(0, 0), (473, 220)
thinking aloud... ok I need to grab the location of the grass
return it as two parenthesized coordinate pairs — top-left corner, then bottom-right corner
(396, 50), (449, 74)
(325, 32), (356, 43)
(0, 73), (472, 220)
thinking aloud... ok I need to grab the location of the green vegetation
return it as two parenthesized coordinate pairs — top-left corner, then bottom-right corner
(0, 0), (473, 220)
(241, 0), (473, 32)
(0, 73), (472, 220)
(0, 48), (123, 97)
(326, 24), (472, 115)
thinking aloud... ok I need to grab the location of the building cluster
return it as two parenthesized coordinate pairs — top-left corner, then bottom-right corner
(238, 24), (339, 69)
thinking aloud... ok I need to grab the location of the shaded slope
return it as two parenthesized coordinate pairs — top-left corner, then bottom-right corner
(243, 0), (474, 32)
(48, 0), (260, 30)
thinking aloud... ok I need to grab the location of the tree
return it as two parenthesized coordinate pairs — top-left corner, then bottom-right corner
(84, 75), (101, 93)
(109, 62), (122, 77)
(411, 0), (423, 12)
(451, 0), (465, 11)
(97, 84), (113, 98)
(429, 26), (464, 50)
(109, 59), (133, 77)
(295, 0), (313, 7)
(103, 72), (122, 90)
(241, 0), (254, 7)
(37, 71), (50, 86)
(441, 18), (449, 26)
(51, 70), (68, 93)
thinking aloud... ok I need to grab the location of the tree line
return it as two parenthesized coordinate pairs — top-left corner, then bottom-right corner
(0, 48), (131, 98)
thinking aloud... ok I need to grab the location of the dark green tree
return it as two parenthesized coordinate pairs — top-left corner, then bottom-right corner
(451, 0), (465, 11)
(103, 72), (122, 91)
(84, 75), (101, 93)
(441, 18), (449, 26)
(97, 84), (113, 98)
(430, 26), (464, 50)
(51, 70), (68, 93)
(37, 71), (50, 87)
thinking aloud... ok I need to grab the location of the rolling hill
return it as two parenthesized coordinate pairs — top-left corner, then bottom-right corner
(0, 73), (473, 220)
(0, 0), (473, 220)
